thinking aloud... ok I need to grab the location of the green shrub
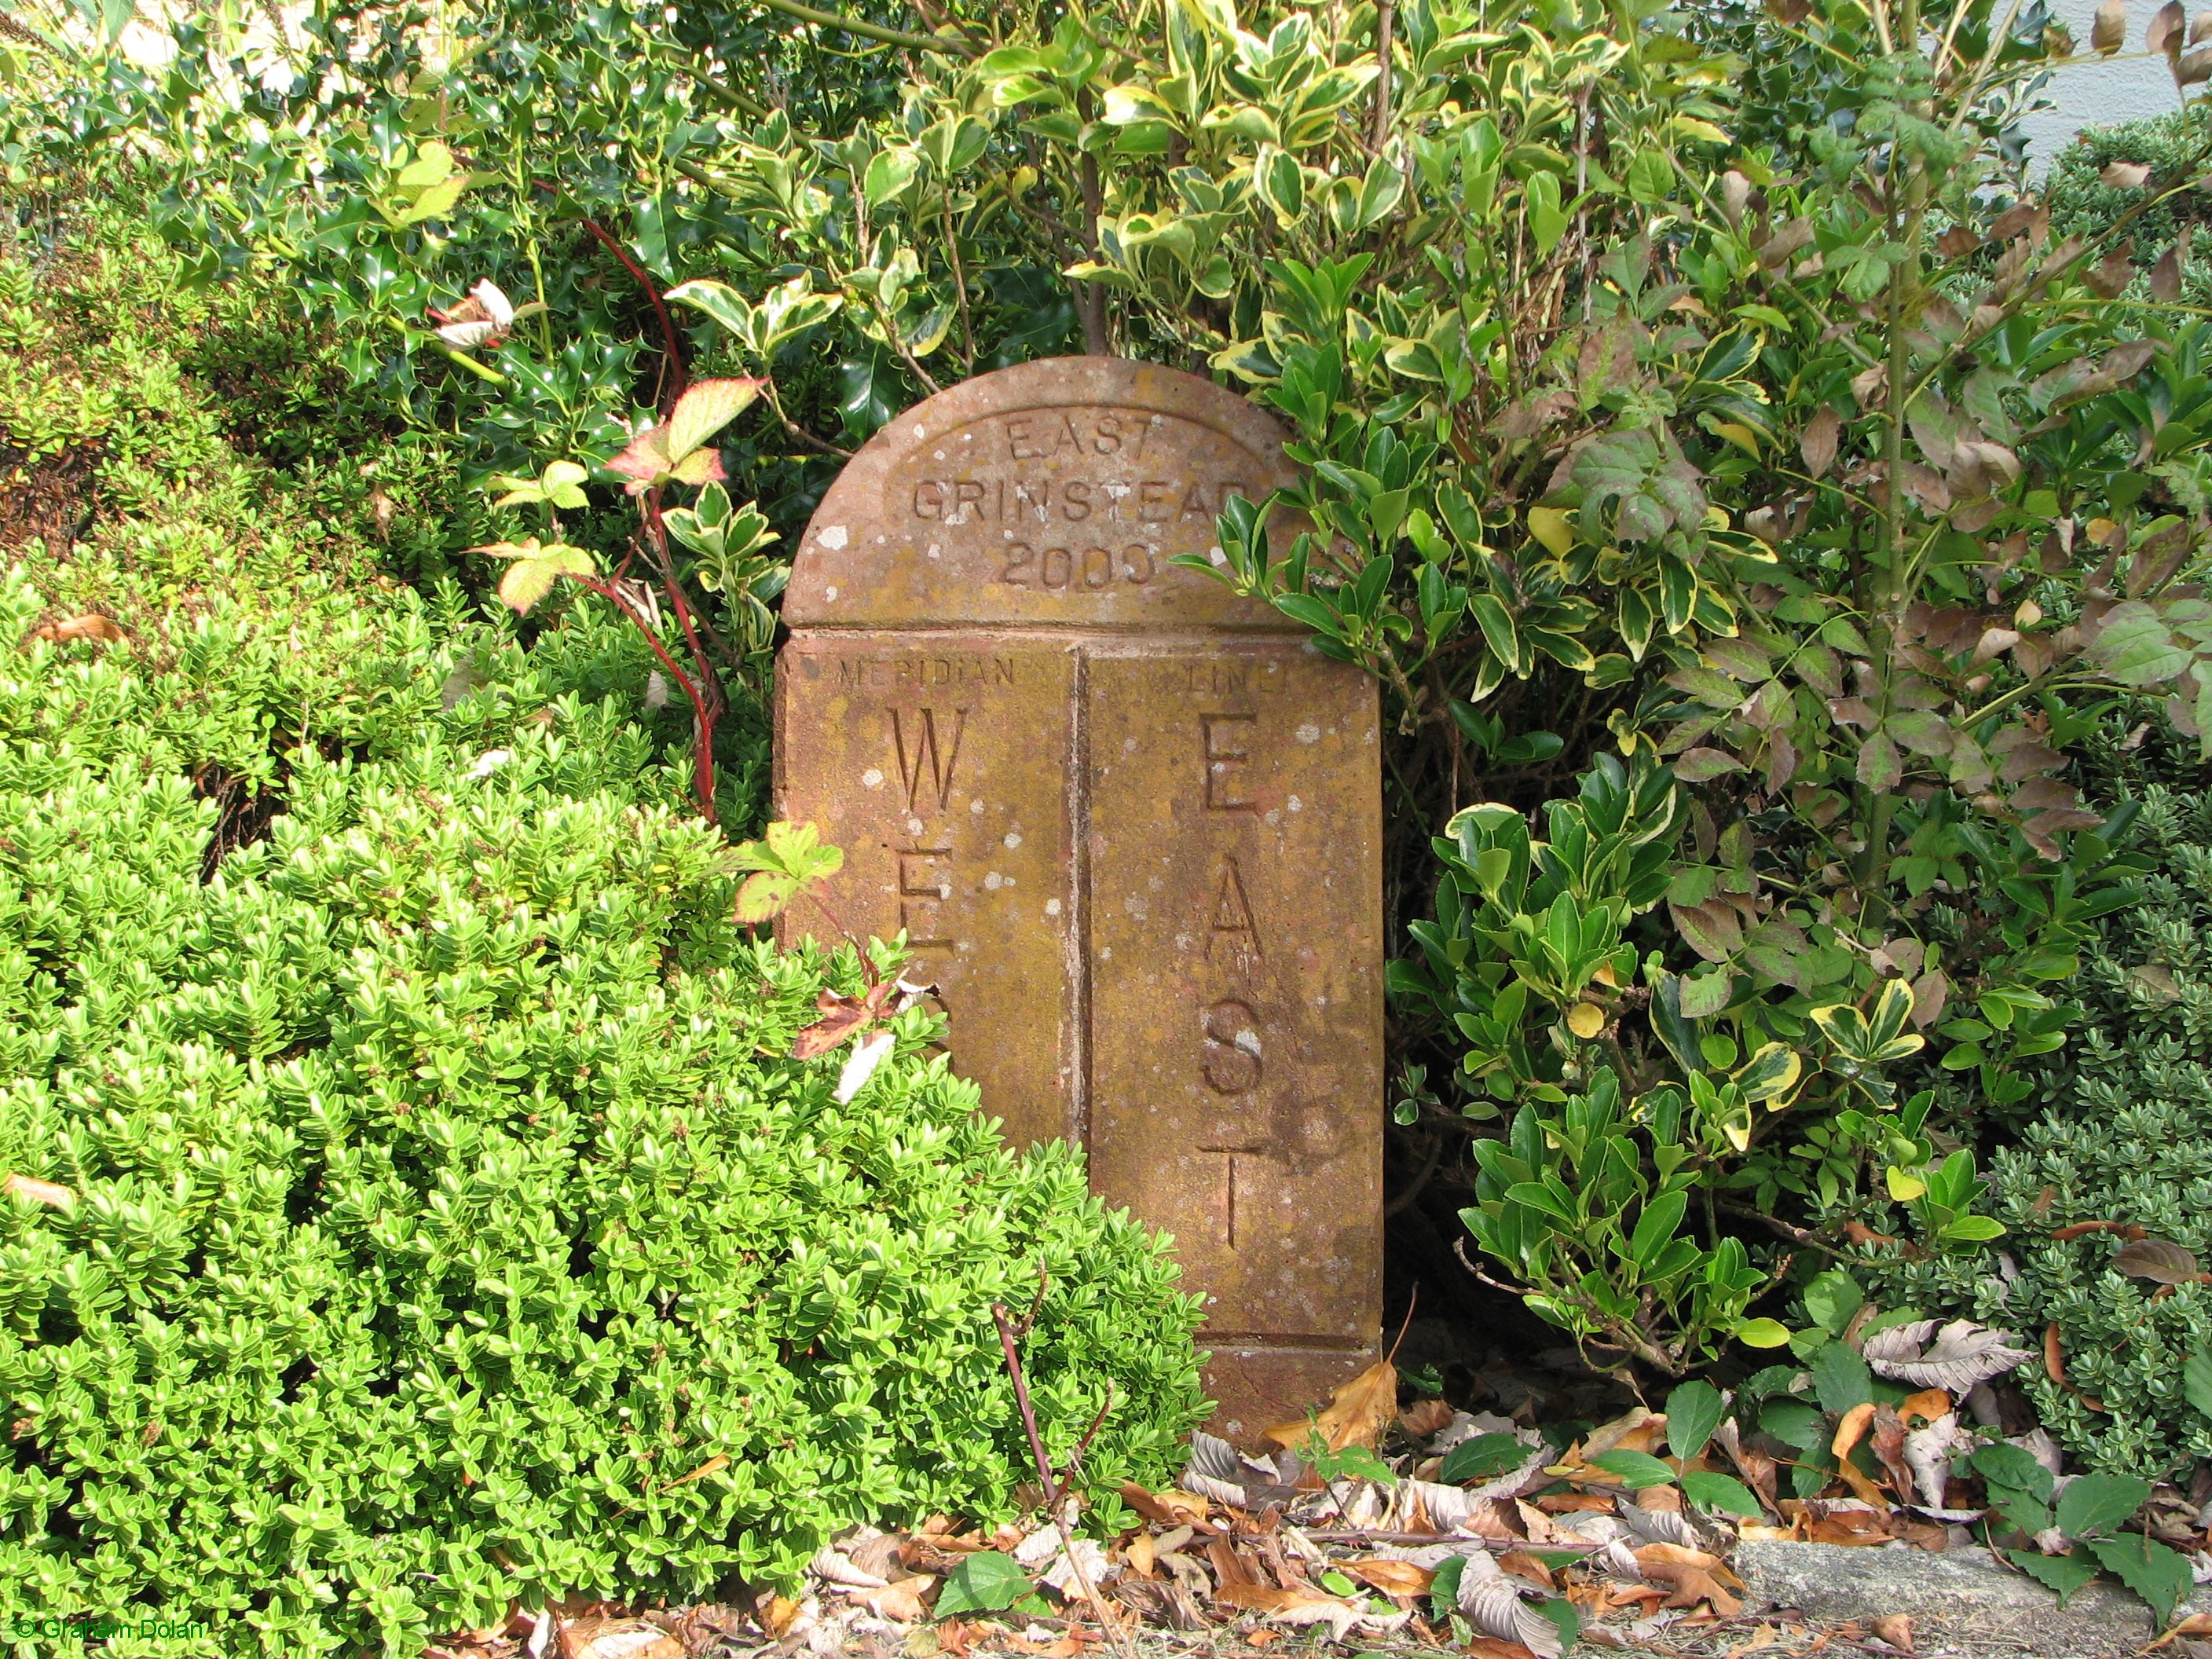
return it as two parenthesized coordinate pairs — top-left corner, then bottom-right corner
(1853, 777), (2212, 1478)
(0, 569), (1203, 1655)
(2047, 103), (2212, 309)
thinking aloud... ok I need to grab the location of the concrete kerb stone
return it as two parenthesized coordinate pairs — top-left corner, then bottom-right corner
(1734, 1538), (2212, 1657)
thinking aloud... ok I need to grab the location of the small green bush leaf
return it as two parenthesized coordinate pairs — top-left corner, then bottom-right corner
(1801, 1269), (1866, 1339)
(2186, 1350), (2212, 1420)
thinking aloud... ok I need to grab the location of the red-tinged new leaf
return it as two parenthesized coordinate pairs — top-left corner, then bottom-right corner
(493, 541), (596, 614)
(606, 427), (674, 495)
(666, 378), (764, 463)
(734, 869), (797, 925)
(668, 446), (727, 488)
(793, 994), (873, 1059)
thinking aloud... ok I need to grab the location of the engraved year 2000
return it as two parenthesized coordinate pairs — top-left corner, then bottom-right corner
(999, 542), (1156, 590)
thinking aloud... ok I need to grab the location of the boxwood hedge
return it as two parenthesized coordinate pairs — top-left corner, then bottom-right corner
(0, 569), (1204, 1656)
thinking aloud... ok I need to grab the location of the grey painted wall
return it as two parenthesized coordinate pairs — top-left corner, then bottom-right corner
(2020, 0), (2192, 164)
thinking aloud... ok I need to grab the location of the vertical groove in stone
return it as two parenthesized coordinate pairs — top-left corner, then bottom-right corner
(1070, 643), (1093, 1148)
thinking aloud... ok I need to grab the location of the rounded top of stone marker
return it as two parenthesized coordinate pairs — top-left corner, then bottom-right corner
(786, 357), (1305, 631)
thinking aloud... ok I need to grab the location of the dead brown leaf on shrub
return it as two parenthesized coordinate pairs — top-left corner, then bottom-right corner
(4, 1174), (74, 1210)
(2112, 1237), (2204, 1284)
(29, 614), (126, 645)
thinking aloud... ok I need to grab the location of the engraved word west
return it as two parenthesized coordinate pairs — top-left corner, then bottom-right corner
(776, 359), (1382, 1440)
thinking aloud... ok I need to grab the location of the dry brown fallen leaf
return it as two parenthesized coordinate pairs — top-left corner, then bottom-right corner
(1869, 1406), (1914, 1503)
(1499, 1549), (1556, 1590)
(1536, 1492), (1619, 1514)
(1463, 1640), (1544, 1659)
(1898, 1388), (1951, 1423)
(30, 614), (126, 646)
(1400, 1397), (1456, 1438)
(1343, 1558), (1433, 1597)
(1831, 1401), (1877, 1461)
(1664, 1569), (1743, 1617)
(756, 1595), (801, 1638)
(1635, 1542), (1737, 1580)
(1213, 1585), (1316, 1613)
(558, 1619), (683, 1659)
(2144, 1611), (2212, 1650)
(1870, 1612), (1914, 1651)
(1826, 1404), (1893, 1511)
(1804, 1509), (1894, 1547)
(1208, 1534), (1258, 1589)
(1581, 1405), (1664, 1460)
(1262, 1355), (1396, 1452)
(861, 1577), (930, 1622)
(1118, 1481), (1209, 1526)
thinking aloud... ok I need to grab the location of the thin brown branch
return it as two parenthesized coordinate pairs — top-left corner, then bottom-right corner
(1370, 1), (1395, 151)
(991, 1302), (1138, 1659)
(751, 0), (972, 55)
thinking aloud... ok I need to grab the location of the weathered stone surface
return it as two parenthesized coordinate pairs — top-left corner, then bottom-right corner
(783, 358), (1302, 632)
(773, 637), (1077, 1152)
(775, 359), (1382, 1437)
(1734, 1539), (2209, 1658)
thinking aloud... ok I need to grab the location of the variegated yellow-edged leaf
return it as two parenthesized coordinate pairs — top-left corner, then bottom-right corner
(666, 278), (755, 337)
(1733, 1042), (1802, 1105)
(1526, 505), (1574, 558)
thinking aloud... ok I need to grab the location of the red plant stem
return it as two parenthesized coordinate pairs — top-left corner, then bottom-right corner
(578, 217), (688, 411)
(641, 490), (728, 805)
(1064, 1382), (1115, 1476)
(991, 1302), (1134, 1659)
(643, 493), (721, 692)
(571, 573), (718, 821)
(992, 1301), (1061, 1508)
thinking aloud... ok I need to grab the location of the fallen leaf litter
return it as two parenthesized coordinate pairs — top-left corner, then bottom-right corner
(416, 1328), (2199, 1659)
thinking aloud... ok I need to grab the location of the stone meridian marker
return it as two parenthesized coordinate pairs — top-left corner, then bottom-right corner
(775, 357), (1381, 1438)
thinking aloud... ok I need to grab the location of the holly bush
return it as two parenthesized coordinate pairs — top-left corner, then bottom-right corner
(0, 558), (1199, 1651)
